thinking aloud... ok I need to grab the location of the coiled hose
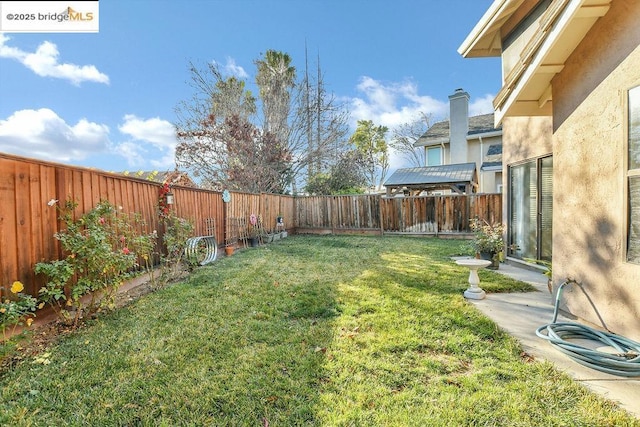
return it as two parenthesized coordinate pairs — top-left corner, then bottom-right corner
(535, 279), (640, 377)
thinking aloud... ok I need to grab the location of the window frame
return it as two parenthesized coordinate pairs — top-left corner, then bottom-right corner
(626, 85), (640, 264)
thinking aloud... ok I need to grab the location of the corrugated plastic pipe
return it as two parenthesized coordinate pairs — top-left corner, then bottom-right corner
(536, 279), (640, 377)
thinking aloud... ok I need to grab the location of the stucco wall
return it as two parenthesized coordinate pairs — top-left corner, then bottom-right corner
(551, 0), (640, 340)
(502, 117), (552, 166)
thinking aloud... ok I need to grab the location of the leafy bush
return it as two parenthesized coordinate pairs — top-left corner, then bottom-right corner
(160, 213), (195, 281)
(35, 200), (155, 326)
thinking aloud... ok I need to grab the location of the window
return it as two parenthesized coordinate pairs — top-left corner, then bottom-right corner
(427, 146), (442, 166)
(627, 86), (640, 263)
(508, 156), (552, 260)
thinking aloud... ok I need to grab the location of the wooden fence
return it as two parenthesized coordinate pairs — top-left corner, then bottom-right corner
(297, 194), (502, 235)
(295, 195), (381, 233)
(0, 153), (294, 298)
(0, 152), (501, 299)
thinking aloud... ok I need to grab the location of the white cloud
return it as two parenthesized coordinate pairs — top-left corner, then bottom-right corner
(0, 34), (109, 85)
(111, 141), (147, 168)
(118, 115), (177, 150)
(116, 115), (177, 169)
(469, 94), (496, 116)
(0, 109), (177, 170)
(0, 108), (110, 162)
(212, 57), (248, 79)
(349, 76), (449, 130)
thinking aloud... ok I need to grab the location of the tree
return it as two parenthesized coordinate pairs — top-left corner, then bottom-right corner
(349, 120), (390, 191)
(175, 61), (256, 131)
(390, 112), (431, 167)
(175, 113), (290, 193)
(305, 149), (369, 195)
(255, 50), (296, 145)
(176, 63), (256, 190)
(287, 50), (350, 193)
(175, 51), (350, 194)
(211, 76), (257, 122)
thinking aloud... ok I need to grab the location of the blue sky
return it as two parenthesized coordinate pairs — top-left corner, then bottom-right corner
(0, 0), (499, 174)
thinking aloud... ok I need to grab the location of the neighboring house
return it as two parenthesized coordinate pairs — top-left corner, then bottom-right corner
(460, 0), (640, 340)
(414, 88), (503, 194)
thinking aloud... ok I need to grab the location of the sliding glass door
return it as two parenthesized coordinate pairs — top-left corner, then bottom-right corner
(508, 156), (553, 260)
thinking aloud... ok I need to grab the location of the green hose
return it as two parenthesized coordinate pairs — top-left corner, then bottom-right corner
(535, 279), (640, 377)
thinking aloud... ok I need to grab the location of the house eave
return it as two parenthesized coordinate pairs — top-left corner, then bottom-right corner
(458, 0), (525, 58)
(466, 129), (503, 140)
(493, 0), (612, 124)
(413, 137), (449, 148)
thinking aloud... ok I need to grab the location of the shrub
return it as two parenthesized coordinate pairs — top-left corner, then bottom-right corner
(35, 200), (156, 326)
(160, 213), (195, 282)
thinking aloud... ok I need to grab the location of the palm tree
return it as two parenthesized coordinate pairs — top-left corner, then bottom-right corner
(255, 50), (296, 144)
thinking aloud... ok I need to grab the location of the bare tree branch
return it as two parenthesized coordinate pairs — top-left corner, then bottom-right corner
(390, 112), (432, 167)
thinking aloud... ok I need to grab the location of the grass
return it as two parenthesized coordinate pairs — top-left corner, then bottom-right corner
(1, 235), (638, 426)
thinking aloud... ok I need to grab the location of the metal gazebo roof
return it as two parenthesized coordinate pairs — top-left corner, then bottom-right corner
(384, 162), (478, 196)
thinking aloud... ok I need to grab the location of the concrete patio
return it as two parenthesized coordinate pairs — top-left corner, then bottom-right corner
(467, 261), (640, 418)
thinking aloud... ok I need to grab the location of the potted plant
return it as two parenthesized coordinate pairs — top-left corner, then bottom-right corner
(275, 214), (286, 238)
(470, 218), (504, 269)
(224, 238), (235, 256)
(248, 214), (261, 247)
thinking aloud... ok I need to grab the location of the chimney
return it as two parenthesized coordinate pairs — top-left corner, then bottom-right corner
(449, 88), (469, 165)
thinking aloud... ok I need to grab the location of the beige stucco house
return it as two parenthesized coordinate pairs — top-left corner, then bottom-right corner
(414, 89), (504, 194)
(460, 0), (640, 341)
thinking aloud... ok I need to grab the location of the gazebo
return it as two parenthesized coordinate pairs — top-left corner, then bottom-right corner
(384, 163), (479, 196)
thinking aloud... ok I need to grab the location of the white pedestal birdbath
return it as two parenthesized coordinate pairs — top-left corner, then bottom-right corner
(456, 259), (492, 300)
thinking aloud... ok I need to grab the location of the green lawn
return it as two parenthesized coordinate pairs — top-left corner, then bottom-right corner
(1, 235), (638, 426)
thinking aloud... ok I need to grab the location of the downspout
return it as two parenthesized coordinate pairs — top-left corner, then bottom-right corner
(479, 136), (484, 193)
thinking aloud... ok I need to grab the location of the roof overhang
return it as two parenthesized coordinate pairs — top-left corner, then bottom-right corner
(466, 129), (503, 140)
(459, 0), (526, 58)
(460, 0), (611, 125)
(413, 137), (449, 148)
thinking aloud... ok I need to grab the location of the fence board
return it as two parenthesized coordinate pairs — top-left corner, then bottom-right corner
(0, 159), (18, 292)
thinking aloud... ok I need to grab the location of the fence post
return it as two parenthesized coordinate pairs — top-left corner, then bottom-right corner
(379, 195), (384, 236)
